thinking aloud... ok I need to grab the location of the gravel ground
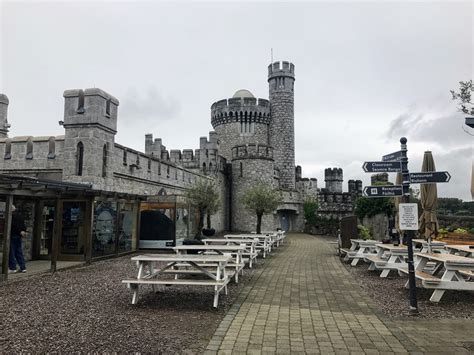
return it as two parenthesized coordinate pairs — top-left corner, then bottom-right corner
(0, 254), (253, 353)
(343, 257), (474, 319)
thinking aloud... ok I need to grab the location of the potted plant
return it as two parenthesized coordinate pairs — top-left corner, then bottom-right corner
(185, 179), (220, 240)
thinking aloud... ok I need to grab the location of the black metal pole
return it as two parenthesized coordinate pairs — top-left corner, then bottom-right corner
(400, 137), (418, 313)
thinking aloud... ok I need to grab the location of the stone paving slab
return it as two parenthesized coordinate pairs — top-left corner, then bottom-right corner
(204, 234), (474, 354)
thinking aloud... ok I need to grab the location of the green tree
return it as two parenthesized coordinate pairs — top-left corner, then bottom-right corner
(242, 183), (282, 234)
(185, 179), (220, 239)
(451, 80), (474, 115)
(303, 197), (318, 226)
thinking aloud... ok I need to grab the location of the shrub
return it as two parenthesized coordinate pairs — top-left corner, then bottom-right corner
(358, 225), (372, 240)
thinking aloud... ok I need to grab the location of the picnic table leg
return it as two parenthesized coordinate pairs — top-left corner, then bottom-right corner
(131, 284), (139, 305)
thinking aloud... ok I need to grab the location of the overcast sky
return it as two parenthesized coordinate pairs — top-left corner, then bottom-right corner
(1, 0), (473, 200)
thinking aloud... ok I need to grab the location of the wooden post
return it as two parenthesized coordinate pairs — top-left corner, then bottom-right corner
(32, 200), (43, 259)
(50, 198), (61, 273)
(1, 195), (13, 281)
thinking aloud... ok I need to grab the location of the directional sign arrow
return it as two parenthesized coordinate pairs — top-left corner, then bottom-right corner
(363, 185), (403, 197)
(362, 161), (402, 173)
(382, 150), (403, 162)
(409, 171), (451, 184)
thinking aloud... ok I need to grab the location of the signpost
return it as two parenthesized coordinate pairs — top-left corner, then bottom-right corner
(409, 172), (451, 184)
(363, 185), (403, 197)
(382, 150), (403, 162)
(362, 161), (402, 173)
(362, 138), (452, 313)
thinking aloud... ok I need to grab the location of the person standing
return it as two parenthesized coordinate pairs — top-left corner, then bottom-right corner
(8, 205), (27, 273)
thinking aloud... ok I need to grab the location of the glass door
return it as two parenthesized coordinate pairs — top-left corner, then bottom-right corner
(59, 201), (87, 260)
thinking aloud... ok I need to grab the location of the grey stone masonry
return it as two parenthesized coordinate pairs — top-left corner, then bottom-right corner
(324, 167), (343, 193)
(211, 96), (270, 161)
(268, 61), (295, 190)
(0, 94), (9, 138)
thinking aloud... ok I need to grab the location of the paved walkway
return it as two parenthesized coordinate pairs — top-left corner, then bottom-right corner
(205, 234), (474, 354)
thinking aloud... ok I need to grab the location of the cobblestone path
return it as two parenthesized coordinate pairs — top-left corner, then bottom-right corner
(205, 234), (474, 354)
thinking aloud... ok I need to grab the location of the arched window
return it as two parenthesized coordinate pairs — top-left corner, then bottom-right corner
(202, 162), (206, 173)
(102, 144), (107, 177)
(166, 165), (170, 177)
(76, 142), (84, 176)
(26, 137), (33, 160)
(105, 99), (111, 117)
(4, 138), (11, 160)
(48, 136), (56, 159)
(77, 90), (85, 114)
(209, 162), (213, 172)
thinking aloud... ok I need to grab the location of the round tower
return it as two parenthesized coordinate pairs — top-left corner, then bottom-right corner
(211, 89), (270, 161)
(268, 61), (295, 190)
(230, 143), (276, 232)
(0, 94), (10, 138)
(324, 168), (343, 193)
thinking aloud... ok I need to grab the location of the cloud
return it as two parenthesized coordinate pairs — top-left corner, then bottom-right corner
(119, 86), (181, 125)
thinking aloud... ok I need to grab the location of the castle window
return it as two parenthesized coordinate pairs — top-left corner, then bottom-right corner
(175, 168), (178, 180)
(48, 136), (56, 159)
(4, 138), (11, 160)
(202, 162), (206, 173)
(240, 162), (243, 177)
(136, 155), (140, 167)
(158, 161), (161, 175)
(148, 158), (151, 172)
(76, 142), (84, 176)
(102, 144), (107, 177)
(77, 90), (85, 114)
(26, 137), (33, 160)
(166, 165), (170, 177)
(209, 162), (212, 172)
(123, 150), (127, 166)
(105, 99), (111, 117)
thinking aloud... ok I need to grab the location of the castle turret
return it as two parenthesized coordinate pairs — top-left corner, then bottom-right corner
(325, 168), (343, 193)
(211, 90), (270, 160)
(145, 133), (164, 156)
(268, 61), (295, 190)
(0, 94), (10, 138)
(62, 88), (119, 188)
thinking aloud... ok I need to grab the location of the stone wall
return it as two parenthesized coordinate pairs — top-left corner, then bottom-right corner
(362, 213), (389, 240)
(317, 192), (354, 219)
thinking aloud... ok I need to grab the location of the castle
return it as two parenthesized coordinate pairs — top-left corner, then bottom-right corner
(0, 61), (361, 238)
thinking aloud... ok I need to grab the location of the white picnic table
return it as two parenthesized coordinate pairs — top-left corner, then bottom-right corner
(202, 238), (258, 268)
(366, 243), (408, 278)
(122, 254), (232, 308)
(445, 244), (474, 258)
(399, 253), (474, 302)
(341, 239), (378, 266)
(412, 239), (446, 253)
(173, 245), (246, 282)
(225, 234), (272, 258)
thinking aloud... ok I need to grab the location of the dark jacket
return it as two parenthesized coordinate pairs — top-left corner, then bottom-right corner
(11, 213), (26, 236)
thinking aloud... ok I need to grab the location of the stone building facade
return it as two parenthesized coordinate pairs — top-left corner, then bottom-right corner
(0, 60), (361, 235)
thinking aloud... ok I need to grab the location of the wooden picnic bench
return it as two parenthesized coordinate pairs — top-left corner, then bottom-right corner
(445, 244), (474, 258)
(122, 254), (231, 308)
(173, 245), (246, 283)
(398, 252), (474, 302)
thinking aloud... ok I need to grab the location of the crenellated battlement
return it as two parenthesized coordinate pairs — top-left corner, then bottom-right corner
(268, 61), (295, 79)
(211, 97), (270, 128)
(231, 144), (274, 161)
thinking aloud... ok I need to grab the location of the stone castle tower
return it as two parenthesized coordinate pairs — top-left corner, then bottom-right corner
(268, 61), (295, 190)
(62, 88), (119, 187)
(325, 168), (343, 193)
